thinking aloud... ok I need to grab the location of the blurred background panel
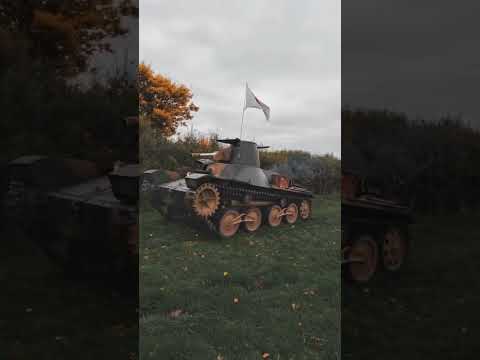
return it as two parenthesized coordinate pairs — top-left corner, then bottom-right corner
(0, 1), (139, 359)
(342, 1), (480, 359)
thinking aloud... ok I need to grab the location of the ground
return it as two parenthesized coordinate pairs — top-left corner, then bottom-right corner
(140, 196), (340, 360)
(342, 212), (480, 360)
(0, 226), (138, 360)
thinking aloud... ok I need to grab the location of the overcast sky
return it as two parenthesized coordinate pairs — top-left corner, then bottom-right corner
(140, 0), (340, 156)
(77, 1), (139, 87)
(343, 0), (480, 128)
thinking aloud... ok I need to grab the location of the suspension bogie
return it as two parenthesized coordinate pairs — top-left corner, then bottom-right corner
(188, 181), (312, 238)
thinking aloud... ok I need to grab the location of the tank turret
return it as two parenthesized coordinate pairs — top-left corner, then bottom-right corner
(108, 116), (140, 204)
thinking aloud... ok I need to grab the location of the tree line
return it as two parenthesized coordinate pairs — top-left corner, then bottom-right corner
(0, 1), (138, 168)
(342, 109), (480, 214)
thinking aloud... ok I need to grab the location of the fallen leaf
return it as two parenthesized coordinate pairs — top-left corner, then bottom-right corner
(254, 278), (265, 289)
(303, 289), (316, 296)
(167, 309), (186, 319)
(291, 303), (301, 311)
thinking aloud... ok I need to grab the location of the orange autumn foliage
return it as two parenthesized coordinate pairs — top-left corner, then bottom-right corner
(2, 0), (138, 76)
(138, 63), (199, 137)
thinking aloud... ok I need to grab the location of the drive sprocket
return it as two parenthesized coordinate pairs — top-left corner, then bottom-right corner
(192, 183), (221, 218)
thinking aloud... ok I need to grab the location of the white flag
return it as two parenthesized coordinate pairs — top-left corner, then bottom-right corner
(244, 83), (270, 121)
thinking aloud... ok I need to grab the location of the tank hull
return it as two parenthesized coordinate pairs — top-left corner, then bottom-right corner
(150, 172), (313, 237)
(5, 156), (138, 279)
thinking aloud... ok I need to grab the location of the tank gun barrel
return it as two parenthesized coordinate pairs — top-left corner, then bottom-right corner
(191, 152), (216, 158)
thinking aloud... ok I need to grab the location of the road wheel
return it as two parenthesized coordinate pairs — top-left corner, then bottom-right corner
(284, 203), (299, 224)
(299, 200), (311, 220)
(267, 205), (282, 227)
(218, 209), (241, 238)
(347, 235), (378, 283)
(382, 227), (408, 272)
(244, 207), (262, 233)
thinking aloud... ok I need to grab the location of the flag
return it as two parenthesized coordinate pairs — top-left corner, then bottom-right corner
(244, 83), (270, 120)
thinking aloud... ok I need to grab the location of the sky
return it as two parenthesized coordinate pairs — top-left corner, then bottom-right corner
(76, 0), (139, 87)
(139, 0), (341, 156)
(342, 0), (480, 128)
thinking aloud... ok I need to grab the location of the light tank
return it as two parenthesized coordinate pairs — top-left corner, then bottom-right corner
(341, 167), (413, 283)
(150, 138), (314, 238)
(4, 117), (139, 281)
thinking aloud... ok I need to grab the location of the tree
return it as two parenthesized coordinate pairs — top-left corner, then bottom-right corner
(138, 63), (199, 137)
(0, 0), (138, 76)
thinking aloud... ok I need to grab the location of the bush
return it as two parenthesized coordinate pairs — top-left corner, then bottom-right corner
(0, 59), (137, 166)
(268, 152), (340, 195)
(140, 129), (219, 171)
(342, 108), (480, 213)
(141, 129), (341, 195)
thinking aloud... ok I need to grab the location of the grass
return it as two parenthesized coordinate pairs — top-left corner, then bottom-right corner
(140, 196), (340, 360)
(342, 211), (480, 360)
(0, 226), (138, 360)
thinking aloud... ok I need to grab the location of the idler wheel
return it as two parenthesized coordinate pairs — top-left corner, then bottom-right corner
(218, 209), (241, 238)
(284, 203), (299, 224)
(267, 205), (282, 227)
(382, 227), (408, 272)
(192, 183), (221, 218)
(347, 235), (378, 283)
(244, 207), (262, 233)
(299, 200), (312, 220)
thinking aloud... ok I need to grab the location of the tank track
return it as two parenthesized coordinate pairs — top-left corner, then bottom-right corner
(211, 179), (311, 205)
(193, 180), (312, 236)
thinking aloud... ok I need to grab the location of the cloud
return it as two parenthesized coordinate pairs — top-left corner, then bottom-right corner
(140, 0), (340, 156)
(75, 8), (139, 87)
(342, 0), (480, 127)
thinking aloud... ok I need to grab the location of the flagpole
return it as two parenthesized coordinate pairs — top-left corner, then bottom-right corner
(239, 82), (247, 139)
(240, 109), (245, 139)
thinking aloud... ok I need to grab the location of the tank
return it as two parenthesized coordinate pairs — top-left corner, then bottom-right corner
(4, 117), (140, 280)
(4, 156), (139, 279)
(341, 168), (413, 283)
(150, 138), (314, 238)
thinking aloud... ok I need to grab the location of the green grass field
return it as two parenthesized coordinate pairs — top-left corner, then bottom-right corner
(140, 196), (340, 360)
(342, 212), (480, 360)
(0, 227), (138, 360)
